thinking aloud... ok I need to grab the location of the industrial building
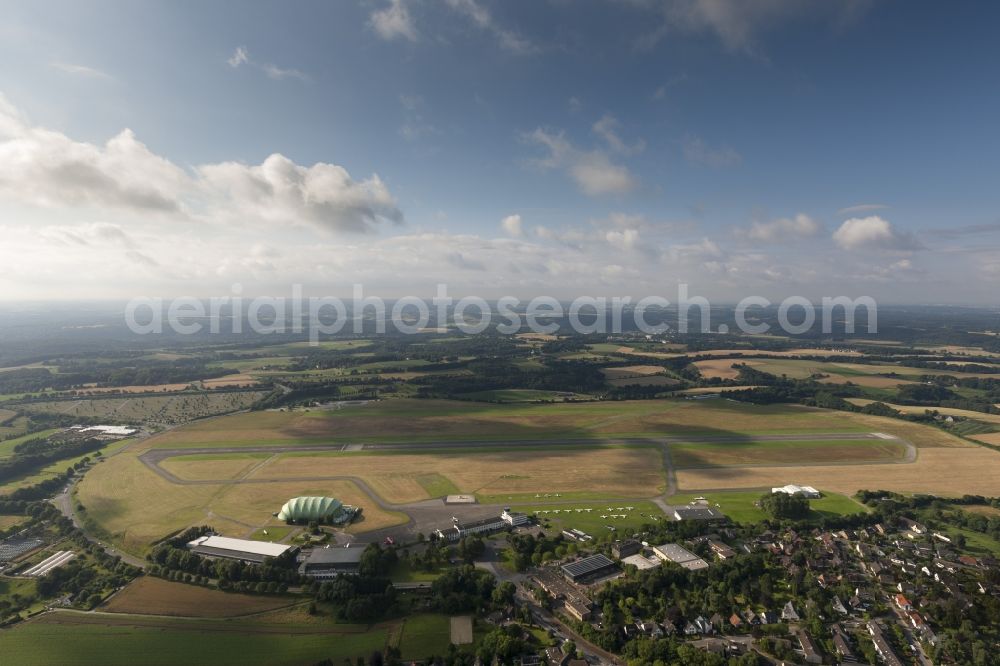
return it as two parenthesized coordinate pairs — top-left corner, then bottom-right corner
(560, 553), (619, 583)
(299, 545), (366, 579)
(652, 543), (710, 570)
(612, 539), (641, 559)
(186, 535), (295, 564)
(673, 506), (724, 521)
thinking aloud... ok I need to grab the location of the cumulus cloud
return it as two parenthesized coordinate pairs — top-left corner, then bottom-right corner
(0, 94), (402, 234)
(682, 134), (741, 167)
(526, 128), (638, 196)
(199, 154), (402, 233)
(592, 114), (646, 155)
(605, 228), (641, 251)
(0, 102), (188, 213)
(501, 214), (523, 237)
(743, 213), (821, 242)
(832, 215), (923, 251)
(369, 0), (418, 42)
(445, 0), (536, 54)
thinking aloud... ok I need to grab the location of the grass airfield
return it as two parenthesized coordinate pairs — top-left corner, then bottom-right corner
(74, 398), (1000, 555)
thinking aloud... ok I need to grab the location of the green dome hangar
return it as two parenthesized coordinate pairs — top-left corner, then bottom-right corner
(276, 496), (360, 525)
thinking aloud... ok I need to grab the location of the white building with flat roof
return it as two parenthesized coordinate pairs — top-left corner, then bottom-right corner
(771, 484), (821, 498)
(187, 535), (294, 564)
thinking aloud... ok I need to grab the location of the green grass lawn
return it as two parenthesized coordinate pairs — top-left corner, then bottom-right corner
(668, 490), (869, 523)
(248, 525), (296, 542)
(509, 500), (668, 537)
(0, 428), (61, 459)
(389, 560), (449, 583)
(396, 614), (452, 658)
(416, 472), (461, 497)
(0, 611), (455, 666)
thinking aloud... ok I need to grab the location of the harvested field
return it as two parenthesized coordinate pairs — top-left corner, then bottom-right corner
(102, 577), (296, 617)
(202, 374), (260, 388)
(676, 445), (1000, 497)
(670, 439), (908, 468)
(0, 515), (24, 530)
(971, 432), (1000, 446)
(961, 505), (1000, 518)
(693, 359), (758, 380)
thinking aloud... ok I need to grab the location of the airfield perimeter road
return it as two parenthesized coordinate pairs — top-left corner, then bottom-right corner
(135, 432), (915, 542)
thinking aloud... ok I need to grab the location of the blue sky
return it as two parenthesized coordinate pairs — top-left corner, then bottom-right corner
(1, 0), (999, 302)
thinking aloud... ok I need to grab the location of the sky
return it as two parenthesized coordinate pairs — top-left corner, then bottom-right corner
(0, 0), (999, 304)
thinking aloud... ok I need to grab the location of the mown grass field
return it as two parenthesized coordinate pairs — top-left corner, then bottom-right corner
(669, 438), (908, 468)
(143, 398), (881, 450)
(511, 500), (668, 535)
(675, 445), (1000, 497)
(668, 490), (870, 523)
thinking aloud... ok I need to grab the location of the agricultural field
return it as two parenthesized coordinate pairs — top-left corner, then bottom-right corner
(846, 399), (1000, 425)
(0, 514), (25, 529)
(0, 608), (450, 666)
(102, 576), (297, 617)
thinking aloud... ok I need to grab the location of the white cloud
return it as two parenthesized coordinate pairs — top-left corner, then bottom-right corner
(526, 128), (638, 196)
(199, 154), (402, 233)
(501, 214), (523, 237)
(445, 0), (536, 54)
(605, 228), (641, 251)
(225, 47), (307, 81)
(0, 94), (402, 234)
(50, 62), (112, 79)
(262, 64), (308, 81)
(39, 222), (135, 248)
(0, 100), (188, 213)
(743, 213), (821, 242)
(682, 134), (741, 167)
(832, 215), (922, 251)
(227, 46), (249, 68)
(369, 0), (418, 42)
(592, 114), (646, 155)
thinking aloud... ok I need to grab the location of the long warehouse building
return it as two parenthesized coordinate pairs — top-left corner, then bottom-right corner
(186, 535), (296, 564)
